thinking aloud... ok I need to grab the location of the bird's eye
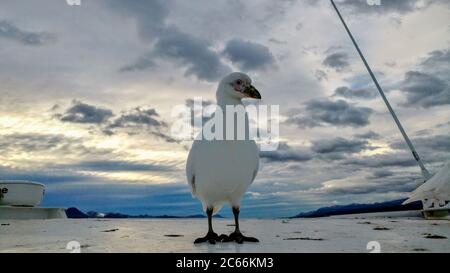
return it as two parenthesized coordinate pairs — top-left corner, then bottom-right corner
(236, 79), (242, 85)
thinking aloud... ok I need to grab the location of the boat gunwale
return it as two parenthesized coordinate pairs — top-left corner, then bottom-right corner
(0, 180), (45, 187)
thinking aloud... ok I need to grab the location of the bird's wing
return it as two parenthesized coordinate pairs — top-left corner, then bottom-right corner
(250, 157), (259, 185)
(186, 146), (196, 196)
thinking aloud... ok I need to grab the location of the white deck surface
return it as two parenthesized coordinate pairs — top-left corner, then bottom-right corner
(1, 216), (449, 253)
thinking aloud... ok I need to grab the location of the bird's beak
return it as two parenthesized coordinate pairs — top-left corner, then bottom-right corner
(243, 85), (261, 99)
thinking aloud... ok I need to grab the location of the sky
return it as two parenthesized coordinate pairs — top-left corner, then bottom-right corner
(0, 0), (449, 218)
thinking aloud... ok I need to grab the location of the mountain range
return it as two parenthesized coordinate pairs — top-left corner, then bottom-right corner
(65, 207), (223, 219)
(291, 198), (422, 218)
(66, 198), (423, 219)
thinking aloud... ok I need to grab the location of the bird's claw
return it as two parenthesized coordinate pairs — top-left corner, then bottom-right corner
(194, 232), (228, 244)
(222, 231), (259, 244)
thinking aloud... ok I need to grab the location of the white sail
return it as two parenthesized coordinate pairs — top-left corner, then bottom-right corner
(403, 162), (450, 207)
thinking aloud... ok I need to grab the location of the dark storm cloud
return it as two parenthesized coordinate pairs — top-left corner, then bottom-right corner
(260, 142), (313, 162)
(108, 0), (230, 81)
(342, 153), (418, 168)
(108, 107), (165, 129)
(317, 174), (418, 195)
(312, 137), (371, 154)
(368, 169), (394, 179)
(420, 49), (450, 72)
(333, 86), (377, 100)
(223, 39), (276, 71)
(389, 134), (450, 152)
(153, 27), (231, 81)
(354, 130), (381, 140)
(400, 71), (450, 108)
(286, 99), (373, 128)
(322, 52), (350, 72)
(397, 48), (450, 108)
(57, 100), (113, 124)
(55, 100), (176, 142)
(0, 20), (55, 46)
(106, 106), (177, 142)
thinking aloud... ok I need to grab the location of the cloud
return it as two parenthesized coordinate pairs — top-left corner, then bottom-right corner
(268, 38), (287, 45)
(153, 27), (231, 81)
(109, 0), (230, 81)
(108, 107), (165, 129)
(0, 133), (118, 179)
(336, 0), (434, 15)
(311, 137), (372, 159)
(223, 39), (276, 71)
(0, 163), (199, 216)
(397, 49), (450, 108)
(119, 54), (155, 72)
(354, 130), (381, 140)
(315, 69), (328, 81)
(286, 99), (373, 128)
(0, 133), (111, 157)
(0, 133), (69, 152)
(0, 20), (55, 46)
(107, 0), (168, 40)
(389, 134), (450, 152)
(184, 98), (215, 128)
(343, 152), (419, 168)
(55, 101), (176, 142)
(399, 71), (450, 108)
(260, 142), (313, 162)
(312, 174), (417, 195)
(61, 160), (173, 172)
(322, 52), (350, 72)
(420, 49), (450, 74)
(106, 106), (177, 142)
(333, 86), (377, 100)
(0, 164), (95, 185)
(368, 169), (394, 179)
(57, 100), (113, 124)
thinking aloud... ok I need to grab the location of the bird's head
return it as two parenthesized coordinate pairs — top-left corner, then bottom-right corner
(217, 72), (261, 101)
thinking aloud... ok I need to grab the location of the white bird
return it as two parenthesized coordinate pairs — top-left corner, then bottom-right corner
(403, 161), (450, 208)
(186, 72), (261, 244)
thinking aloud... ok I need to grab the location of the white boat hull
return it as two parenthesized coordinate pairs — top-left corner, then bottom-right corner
(0, 181), (45, 207)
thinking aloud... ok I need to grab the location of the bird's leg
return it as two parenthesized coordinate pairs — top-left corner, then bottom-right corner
(194, 207), (224, 244)
(224, 207), (259, 244)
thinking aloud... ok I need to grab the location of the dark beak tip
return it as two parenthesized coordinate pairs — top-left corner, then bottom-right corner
(250, 85), (261, 99)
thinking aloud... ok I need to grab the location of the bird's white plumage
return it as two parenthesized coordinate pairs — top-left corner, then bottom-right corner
(186, 72), (259, 214)
(403, 161), (450, 205)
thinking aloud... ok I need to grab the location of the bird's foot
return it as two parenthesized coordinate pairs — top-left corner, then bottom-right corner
(222, 231), (259, 244)
(194, 232), (228, 244)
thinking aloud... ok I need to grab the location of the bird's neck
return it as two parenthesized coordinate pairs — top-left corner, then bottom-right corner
(216, 93), (243, 108)
(215, 93), (251, 140)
